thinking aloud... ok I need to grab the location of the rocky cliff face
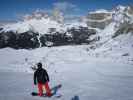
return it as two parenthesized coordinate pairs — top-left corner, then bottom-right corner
(112, 5), (133, 37)
(85, 5), (133, 30)
(87, 11), (112, 29)
(0, 26), (98, 49)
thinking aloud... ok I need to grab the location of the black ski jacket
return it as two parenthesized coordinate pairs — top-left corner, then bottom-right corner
(34, 68), (49, 84)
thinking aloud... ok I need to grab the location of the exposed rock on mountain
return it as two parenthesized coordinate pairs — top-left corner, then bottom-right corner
(0, 5), (132, 49)
(87, 10), (112, 29)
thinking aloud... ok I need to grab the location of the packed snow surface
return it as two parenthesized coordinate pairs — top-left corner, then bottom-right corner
(0, 46), (133, 100)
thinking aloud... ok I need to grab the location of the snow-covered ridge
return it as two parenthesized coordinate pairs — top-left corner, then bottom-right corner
(88, 5), (133, 63)
(1, 5), (132, 34)
(89, 9), (112, 14)
(0, 5), (133, 51)
(2, 18), (65, 34)
(97, 5), (133, 39)
(1, 17), (88, 35)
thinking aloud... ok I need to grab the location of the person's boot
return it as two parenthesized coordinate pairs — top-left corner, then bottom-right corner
(46, 92), (52, 97)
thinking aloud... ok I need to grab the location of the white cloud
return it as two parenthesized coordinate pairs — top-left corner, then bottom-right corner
(52, 2), (82, 22)
(53, 2), (80, 13)
(17, 1), (82, 21)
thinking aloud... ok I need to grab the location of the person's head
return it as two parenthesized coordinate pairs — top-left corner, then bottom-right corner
(37, 62), (42, 69)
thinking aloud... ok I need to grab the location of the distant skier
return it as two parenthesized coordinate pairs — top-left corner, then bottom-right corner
(34, 62), (52, 96)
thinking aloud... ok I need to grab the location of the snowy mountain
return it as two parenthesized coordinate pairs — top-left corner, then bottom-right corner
(1, 5), (132, 34)
(2, 18), (64, 34)
(0, 5), (133, 53)
(0, 10), (98, 48)
(0, 20), (16, 27)
(87, 5), (133, 65)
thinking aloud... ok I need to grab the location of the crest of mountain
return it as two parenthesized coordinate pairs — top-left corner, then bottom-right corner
(0, 5), (132, 49)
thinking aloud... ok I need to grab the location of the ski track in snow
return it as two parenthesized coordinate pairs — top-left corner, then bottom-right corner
(0, 46), (133, 100)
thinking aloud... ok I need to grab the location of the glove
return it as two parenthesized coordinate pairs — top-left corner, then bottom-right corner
(34, 81), (37, 85)
(47, 77), (49, 82)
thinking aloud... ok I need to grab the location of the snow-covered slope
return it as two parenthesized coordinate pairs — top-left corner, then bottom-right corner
(0, 43), (132, 73)
(90, 33), (133, 64)
(2, 18), (65, 34)
(89, 5), (133, 64)
(0, 46), (133, 100)
(100, 5), (133, 37)
(0, 46), (89, 72)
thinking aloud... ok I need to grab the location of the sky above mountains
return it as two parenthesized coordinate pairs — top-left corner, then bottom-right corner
(0, 0), (132, 21)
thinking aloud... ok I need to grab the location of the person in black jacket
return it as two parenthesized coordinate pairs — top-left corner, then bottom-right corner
(34, 62), (52, 96)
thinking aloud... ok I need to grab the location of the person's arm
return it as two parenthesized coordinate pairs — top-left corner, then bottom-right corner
(34, 71), (37, 85)
(45, 70), (49, 82)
